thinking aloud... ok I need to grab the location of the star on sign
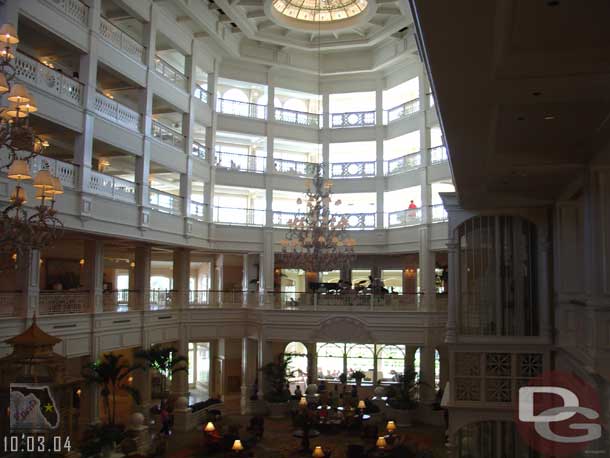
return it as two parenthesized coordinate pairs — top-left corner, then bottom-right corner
(44, 403), (54, 413)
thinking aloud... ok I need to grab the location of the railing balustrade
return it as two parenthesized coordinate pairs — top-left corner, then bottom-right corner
(98, 17), (145, 63)
(29, 155), (78, 189)
(149, 188), (183, 215)
(43, 0), (89, 26)
(336, 213), (376, 230)
(194, 84), (211, 104)
(152, 120), (185, 149)
(216, 98), (267, 120)
(14, 51), (84, 106)
(429, 145), (448, 164)
(191, 141), (208, 160)
(273, 210), (301, 227)
(273, 158), (317, 177)
(331, 110), (376, 128)
(102, 290), (137, 312)
(154, 56), (187, 88)
(384, 98), (420, 124)
(331, 161), (376, 178)
(387, 208), (422, 228)
(274, 108), (321, 128)
(385, 152), (421, 175)
(0, 292), (21, 317)
(89, 171), (136, 203)
(93, 92), (140, 131)
(39, 291), (90, 315)
(215, 150), (266, 173)
(190, 201), (206, 221)
(213, 206), (266, 226)
(430, 204), (448, 223)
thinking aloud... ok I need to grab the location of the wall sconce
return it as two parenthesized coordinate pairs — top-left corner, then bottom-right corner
(128, 376), (133, 384)
(405, 268), (416, 279)
(130, 261), (136, 268)
(79, 258), (85, 266)
(76, 389), (82, 397)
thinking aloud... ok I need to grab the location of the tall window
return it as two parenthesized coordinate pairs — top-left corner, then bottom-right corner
(351, 269), (370, 288)
(414, 347), (421, 382)
(316, 343), (345, 381)
(346, 344), (374, 382)
(457, 216), (538, 336)
(381, 269), (403, 293)
(188, 342), (210, 390)
(434, 349), (441, 390)
(377, 345), (406, 382)
(285, 342), (308, 389)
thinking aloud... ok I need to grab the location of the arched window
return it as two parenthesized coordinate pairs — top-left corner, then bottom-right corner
(346, 344), (374, 382)
(377, 345), (406, 382)
(284, 342), (308, 389)
(221, 88), (249, 116)
(414, 347), (421, 382)
(434, 348), (441, 390)
(316, 343), (344, 381)
(457, 216), (538, 336)
(256, 95), (268, 119)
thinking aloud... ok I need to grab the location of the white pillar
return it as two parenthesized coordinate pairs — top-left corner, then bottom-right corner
(419, 345), (436, 403)
(446, 240), (458, 343)
(262, 230), (275, 292)
(17, 249), (40, 318)
(419, 227), (436, 310)
(83, 240), (104, 313)
(257, 335), (272, 399)
(241, 336), (249, 414)
(173, 248), (190, 308)
(171, 336), (189, 398)
(134, 246), (151, 310)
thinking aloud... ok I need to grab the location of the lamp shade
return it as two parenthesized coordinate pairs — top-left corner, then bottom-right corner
(386, 420), (396, 432)
(35, 187), (54, 200)
(7, 83), (30, 104)
(0, 23), (19, 44)
(48, 177), (64, 195)
(10, 186), (26, 204)
(18, 100), (38, 114)
(33, 170), (55, 189)
(357, 400), (366, 410)
(299, 397), (308, 408)
(7, 159), (31, 180)
(0, 73), (8, 94)
(204, 422), (215, 432)
(376, 437), (387, 449)
(312, 446), (325, 458)
(231, 440), (244, 452)
(6, 102), (28, 118)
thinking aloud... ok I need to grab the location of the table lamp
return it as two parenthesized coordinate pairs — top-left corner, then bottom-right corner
(357, 399), (366, 414)
(204, 421), (215, 432)
(299, 396), (308, 408)
(376, 436), (388, 449)
(312, 445), (325, 458)
(232, 439), (244, 452)
(386, 420), (397, 433)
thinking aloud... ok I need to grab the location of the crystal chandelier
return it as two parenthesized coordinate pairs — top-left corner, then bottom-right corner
(0, 23), (63, 270)
(278, 163), (355, 272)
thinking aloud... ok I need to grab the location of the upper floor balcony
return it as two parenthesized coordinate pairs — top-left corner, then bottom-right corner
(94, 91), (141, 132)
(98, 16), (146, 64)
(331, 110), (376, 129)
(384, 98), (420, 124)
(152, 120), (185, 150)
(44, 0), (89, 27)
(274, 107), (321, 128)
(217, 98), (267, 120)
(154, 55), (187, 90)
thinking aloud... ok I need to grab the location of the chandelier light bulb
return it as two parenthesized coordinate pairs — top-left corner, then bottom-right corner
(18, 100), (38, 114)
(49, 177), (64, 195)
(10, 186), (26, 204)
(0, 47), (14, 61)
(7, 83), (30, 104)
(0, 24), (19, 45)
(6, 102), (28, 118)
(0, 72), (8, 94)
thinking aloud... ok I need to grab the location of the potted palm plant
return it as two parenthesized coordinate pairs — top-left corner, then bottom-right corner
(385, 367), (424, 426)
(350, 370), (366, 387)
(259, 353), (293, 417)
(135, 345), (188, 398)
(81, 353), (142, 457)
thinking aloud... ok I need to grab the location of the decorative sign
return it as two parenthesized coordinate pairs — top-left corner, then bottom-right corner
(9, 384), (60, 431)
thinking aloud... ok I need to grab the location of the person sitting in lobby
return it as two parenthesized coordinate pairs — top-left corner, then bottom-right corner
(294, 384), (303, 399)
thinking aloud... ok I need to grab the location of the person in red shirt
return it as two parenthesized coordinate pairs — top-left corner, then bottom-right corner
(407, 200), (418, 218)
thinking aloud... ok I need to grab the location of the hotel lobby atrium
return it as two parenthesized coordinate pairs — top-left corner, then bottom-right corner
(0, 0), (608, 457)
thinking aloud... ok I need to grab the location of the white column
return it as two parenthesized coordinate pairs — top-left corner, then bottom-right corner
(83, 240), (104, 313)
(419, 345), (436, 403)
(173, 248), (190, 308)
(262, 230), (275, 292)
(257, 335), (272, 399)
(445, 240), (458, 342)
(17, 249), (40, 318)
(241, 336), (250, 414)
(375, 132), (385, 229)
(419, 227), (436, 310)
(134, 246), (151, 310)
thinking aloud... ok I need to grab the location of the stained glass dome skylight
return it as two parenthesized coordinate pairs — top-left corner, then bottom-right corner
(272, 0), (369, 22)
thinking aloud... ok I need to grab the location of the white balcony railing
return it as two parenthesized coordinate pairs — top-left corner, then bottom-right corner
(30, 155), (78, 189)
(0, 292), (21, 317)
(94, 92), (140, 131)
(274, 108), (321, 128)
(89, 171), (136, 203)
(151, 120), (185, 150)
(14, 51), (84, 106)
(272, 210), (301, 227)
(384, 98), (420, 124)
(213, 206), (266, 226)
(154, 56), (187, 88)
(215, 150), (266, 173)
(387, 208), (422, 228)
(336, 213), (376, 230)
(273, 158), (318, 177)
(102, 290), (134, 312)
(39, 291), (90, 315)
(217, 98), (267, 120)
(194, 84), (210, 104)
(331, 110), (376, 128)
(331, 161), (376, 178)
(430, 204), (448, 223)
(44, 0), (89, 26)
(385, 152), (421, 175)
(190, 201), (206, 221)
(191, 141), (208, 160)
(149, 188), (183, 215)
(98, 17), (145, 63)
(429, 145), (448, 164)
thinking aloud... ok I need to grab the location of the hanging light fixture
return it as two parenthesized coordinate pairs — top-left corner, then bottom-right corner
(0, 23), (63, 270)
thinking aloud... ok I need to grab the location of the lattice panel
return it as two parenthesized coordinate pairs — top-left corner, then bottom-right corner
(485, 353), (511, 377)
(486, 378), (512, 402)
(455, 378), (481, 401)
(455, 352), (481, 376)
(518, 353), (543, 378)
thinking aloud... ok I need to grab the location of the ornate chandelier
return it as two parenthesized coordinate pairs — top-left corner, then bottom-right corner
(278, 163), (355, 272)
(0, 23), (63, 270)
